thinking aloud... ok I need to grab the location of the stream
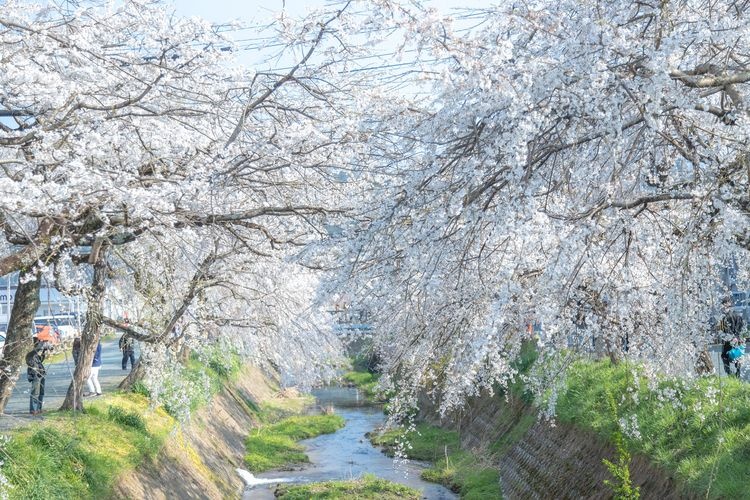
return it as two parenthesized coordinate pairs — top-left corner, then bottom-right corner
(241, 387), (458, 499)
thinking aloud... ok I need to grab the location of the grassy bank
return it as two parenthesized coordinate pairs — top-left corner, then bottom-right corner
(257, 392), (315, 422)
(554, 359), (750, 498)
(1, 393), (174, 500)
(244, 414), (345, 472)
(370, 423), (503, 499)
(0, 344), (243, 499)
(275, 474), (421, 499)
(342, 370), (380, 400)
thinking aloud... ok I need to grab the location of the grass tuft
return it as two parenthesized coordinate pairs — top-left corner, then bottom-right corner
(244, 414), (345, 472)
(275, 473), (421, 499)
(107, 405), (147, 432)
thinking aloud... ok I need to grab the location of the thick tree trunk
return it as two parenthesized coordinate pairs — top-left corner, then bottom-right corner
(118, 356), (145, 391)
(0, 271), (41, 413)
(60, 245), (108, 411)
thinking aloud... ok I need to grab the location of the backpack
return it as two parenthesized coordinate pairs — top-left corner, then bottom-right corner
(728, 345), (745, 362)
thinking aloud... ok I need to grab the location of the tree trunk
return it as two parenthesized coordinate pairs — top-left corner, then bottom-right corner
(178, 343), (190, 364)
(696, 348), (714, 375)
(60, 244), (108, 411)
(118, 356), (145, 391)
(0, 271), (41, 413)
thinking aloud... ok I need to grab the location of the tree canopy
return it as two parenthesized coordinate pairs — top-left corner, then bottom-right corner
(1, 0), (749, 416)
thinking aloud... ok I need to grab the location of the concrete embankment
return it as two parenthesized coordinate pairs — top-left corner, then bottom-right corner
(449, 394), (683, 499)
(420, 389), (687, 499)
(114, 365), (279, 499)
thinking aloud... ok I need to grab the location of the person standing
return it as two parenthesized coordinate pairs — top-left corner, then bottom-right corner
(25, 339), (47, 415)
(72, 336), (81, 366)
(719, 297), (745, 377)
(721, 339), (738, 377)
(119, 333), (135, 370)
(85, 341), (103, 396)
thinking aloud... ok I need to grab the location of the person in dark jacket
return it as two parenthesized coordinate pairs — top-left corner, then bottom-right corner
(721, 339), (736, 376)
(119, 333), (135, 370)
(72, 337), (81, 365)
(719, 298), (745, 377)
(85, 341), (102, 396)
(25, 339), (47, 415)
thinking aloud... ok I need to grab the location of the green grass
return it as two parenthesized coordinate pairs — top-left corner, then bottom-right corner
(257, 394), (316, 423)
(369, 423), (502, 498)
(0, 345), (246, 499)
(370, 422), (459, 461)
(554, 358), (750, 498)
(1, 393), (174, 500)
(342, 370), (380, 400)
(244, 414), (345, 472)
(275, 474), (421, 499)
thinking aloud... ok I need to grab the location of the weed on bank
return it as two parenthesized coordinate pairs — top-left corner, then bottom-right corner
(370, 423), (502, 499)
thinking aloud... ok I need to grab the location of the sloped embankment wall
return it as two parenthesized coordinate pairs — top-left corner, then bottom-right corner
(113, 366), (278, 499)
(495, 419), (685, 499)
(430, 393), (690, 499)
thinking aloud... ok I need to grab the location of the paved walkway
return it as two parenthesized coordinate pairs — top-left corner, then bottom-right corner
(1, 338), (140, 423)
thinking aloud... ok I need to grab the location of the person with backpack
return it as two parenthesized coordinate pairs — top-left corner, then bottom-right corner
(85, 341), (102, 397)
(25, 338), (48, 415)
(719, 297), (745, 377)
(119, 333), (135, 370)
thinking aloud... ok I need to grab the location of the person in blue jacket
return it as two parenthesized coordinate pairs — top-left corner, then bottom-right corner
(719, 297), (745, 378)
(85, 341), (103, 396)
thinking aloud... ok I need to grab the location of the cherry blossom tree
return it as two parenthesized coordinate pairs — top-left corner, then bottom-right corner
(333, 0), (750, 416)
(0, 0), (360, 411)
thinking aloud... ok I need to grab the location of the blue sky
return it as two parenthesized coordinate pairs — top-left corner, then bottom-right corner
(170, 0), (493, 78)
(173, 0), (492, 24)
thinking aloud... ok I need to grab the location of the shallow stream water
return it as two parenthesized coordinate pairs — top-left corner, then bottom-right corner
(241, 387), (457, 499)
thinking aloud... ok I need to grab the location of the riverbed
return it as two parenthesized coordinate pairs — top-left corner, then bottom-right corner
(241, 387), (457, 499)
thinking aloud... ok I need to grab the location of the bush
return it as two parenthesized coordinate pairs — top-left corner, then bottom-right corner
(131, 381), (151, 398)
(108, 405), (147, 432)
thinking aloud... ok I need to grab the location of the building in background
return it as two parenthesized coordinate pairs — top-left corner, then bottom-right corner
(0, 273), (84, 334)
